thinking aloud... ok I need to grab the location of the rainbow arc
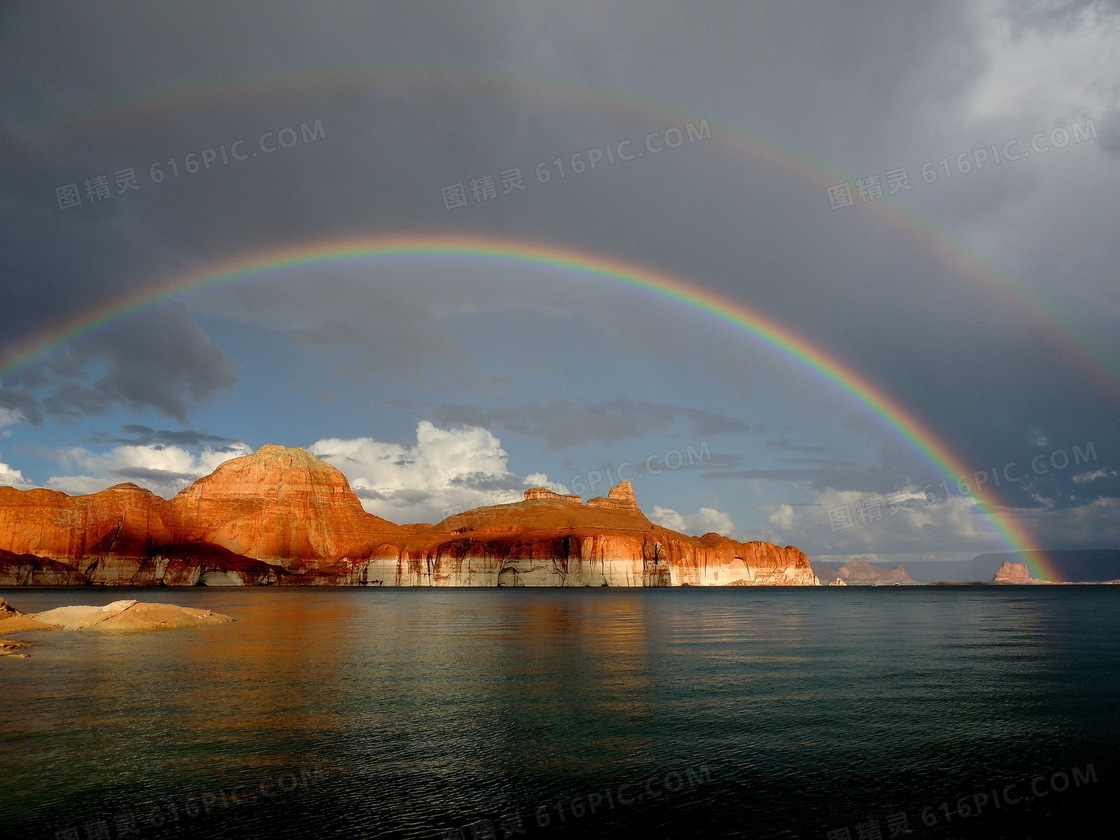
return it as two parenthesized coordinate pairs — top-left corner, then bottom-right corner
(0, 233), (1058, 580)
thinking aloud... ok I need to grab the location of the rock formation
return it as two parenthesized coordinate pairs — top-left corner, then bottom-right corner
(170, 444), (401, 566)
(0, 599), (233, 656)
(831, 558), (919, 586)
(992, 561), (1043, 584)
(0, 446), (819, 588)
(0, 639), (30, 657)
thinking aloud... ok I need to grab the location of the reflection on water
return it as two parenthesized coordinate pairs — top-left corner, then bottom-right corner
(2, 587), (1117, 839)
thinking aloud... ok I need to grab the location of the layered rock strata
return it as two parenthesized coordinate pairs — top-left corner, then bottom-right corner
(0, 446), (818, 587)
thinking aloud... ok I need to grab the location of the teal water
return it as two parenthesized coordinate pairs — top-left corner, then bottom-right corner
(2, 587), (1117, 839)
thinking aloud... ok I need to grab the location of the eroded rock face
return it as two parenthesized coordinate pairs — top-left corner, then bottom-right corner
(993, 561), (1040, 584)
(0, 447), (819, 587)
(0, 484), (174, 571)
(170, 444), (401, 565)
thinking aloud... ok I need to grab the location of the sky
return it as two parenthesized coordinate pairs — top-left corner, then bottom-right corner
(0, 0), (1118, 567)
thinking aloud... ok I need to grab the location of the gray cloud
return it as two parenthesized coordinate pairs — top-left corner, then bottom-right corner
(0, 1), (1116, 550)
(435, 399), (747, 450)
(81, 425), (240, 448)
(7, 305), (236, 422)
(768, 437), (826, 454)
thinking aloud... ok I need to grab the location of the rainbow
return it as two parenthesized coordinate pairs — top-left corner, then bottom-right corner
(10, 69), (1119, 406)
(0, 234), (1058, 580)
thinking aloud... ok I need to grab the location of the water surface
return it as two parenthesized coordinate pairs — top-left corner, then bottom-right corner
(2, 587), (1116, 838)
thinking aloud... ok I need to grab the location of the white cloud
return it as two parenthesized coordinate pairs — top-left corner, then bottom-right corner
(46, 443), (251, 497)
(1073, 468), (1117, 483)
(651, 506), (686, 532)
(0, 408), (22, 438)
(310, 421), (566, 523)
(0, 456), (32, 489)
(45, 474), (110, 496)
(757, 484), (1014, 558)
(767, 503), (795, 531)
(652, 505), (736, 537)
(525, 472), (568, 493)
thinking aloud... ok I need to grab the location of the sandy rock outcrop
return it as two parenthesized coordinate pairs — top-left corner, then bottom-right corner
(28, 599), (233, 632)
(0, 600), (232, 656)
(0, 638), (30, 657)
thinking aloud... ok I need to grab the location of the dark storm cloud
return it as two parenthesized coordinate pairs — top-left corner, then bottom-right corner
(0, 0), (515, 414)
(81, 425), (239, 447)
(435, 399), (747, 450)
(682, 409), (750, 437)
(0, 1), (1116, 548)
(706, 467), (845, 483)
(767, 437), (826, 454)
(0, 388), (43, 426)
(780, 456), (859, 468)
(448, 472), (526, 493)
(108, 466), (198, 485)
(1098, 108), (1120, 156)
(704, 463), (894, 494)
(84, 306), (236, 420)
(6, 306), (236, 422)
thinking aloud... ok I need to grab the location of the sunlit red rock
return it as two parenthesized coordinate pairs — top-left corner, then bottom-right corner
(169, 444), (401, 566)
(0, 447), (819, 587)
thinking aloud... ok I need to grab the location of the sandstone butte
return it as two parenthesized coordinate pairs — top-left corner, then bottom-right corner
(991, 561), (1044, 584)
(0, 444), (819, 587)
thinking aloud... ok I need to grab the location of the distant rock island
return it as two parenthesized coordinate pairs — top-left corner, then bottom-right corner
(971, 550), (1120, 584)
(992, 561), (1044, 584)
(0, 445), (818, 587)
(814, 557), (919, 586)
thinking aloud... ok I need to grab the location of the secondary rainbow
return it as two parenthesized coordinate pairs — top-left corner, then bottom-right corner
(0, 233), (1057, 580)
(12, 68), (1118, 405)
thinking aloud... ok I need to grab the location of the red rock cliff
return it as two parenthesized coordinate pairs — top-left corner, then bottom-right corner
(0, 450), (818, 587)
(169, 444), (400, 566)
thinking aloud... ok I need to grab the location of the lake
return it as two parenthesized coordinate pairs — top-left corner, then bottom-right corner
(2, 586), (1117, 839)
